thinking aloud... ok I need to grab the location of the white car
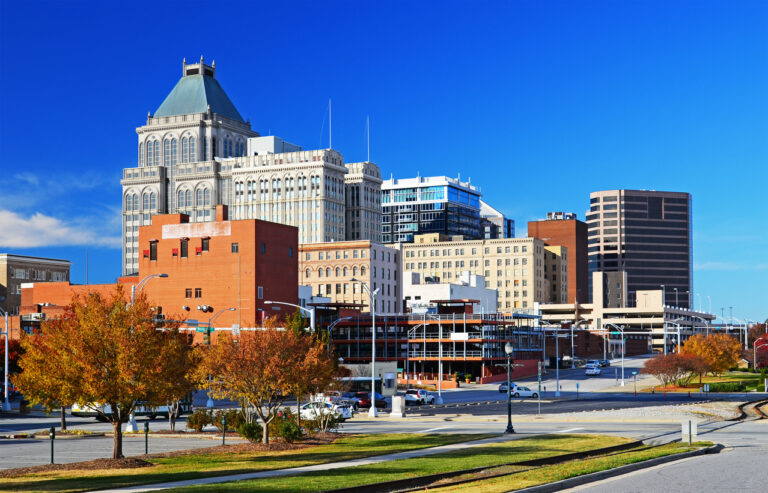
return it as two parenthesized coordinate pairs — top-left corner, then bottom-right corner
(585, 366), (601, 376)
(510, 386), (539, 398)
(404, 390), (422, 406)
(299, 401), (352, 421)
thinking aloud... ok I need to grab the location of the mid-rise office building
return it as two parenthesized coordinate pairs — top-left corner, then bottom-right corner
(344, 162), (383, 242)
(0, 254), (70, 315)
(528, 212), (588, 304)
(401, 233), (566, 311)
(298, 241), (401, 313)
(121, 59), (381, 274)
(381, 176), (482, 244)
(586, 190), (692, 307)
(480, 200), (515, 239)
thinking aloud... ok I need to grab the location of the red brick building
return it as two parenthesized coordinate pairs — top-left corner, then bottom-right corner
(16, 206), (298, 342)
(528, 214), (588, 304)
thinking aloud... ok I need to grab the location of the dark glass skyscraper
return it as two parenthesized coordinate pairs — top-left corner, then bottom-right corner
(586, 190), (692, 308)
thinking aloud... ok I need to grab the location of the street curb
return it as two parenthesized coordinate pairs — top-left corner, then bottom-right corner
(511, 443), (724, 493)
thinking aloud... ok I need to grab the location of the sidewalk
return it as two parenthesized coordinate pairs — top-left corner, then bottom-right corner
(94, 434), (523, 492)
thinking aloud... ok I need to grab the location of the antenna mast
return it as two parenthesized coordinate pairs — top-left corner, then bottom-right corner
(366, 115), (370, 162)
(329, 99), (332, 149)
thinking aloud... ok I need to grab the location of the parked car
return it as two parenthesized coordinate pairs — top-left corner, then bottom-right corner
(586, 359), (601, 368)
(510, 386), (539, 398)
(71, 402), (187, 420)
(404, 390), (422, 406)
(498, 382), (518, 393)
(416, 389), (435, 404)
(340, 392), (361, 410)
(585, 365), (601, 376)
(299, 401), (352, 421)
(599, 359), (611, 367)
(355, 392), (387, 409)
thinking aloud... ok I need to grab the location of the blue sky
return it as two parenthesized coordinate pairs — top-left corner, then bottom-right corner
(0, 1), (765, 321)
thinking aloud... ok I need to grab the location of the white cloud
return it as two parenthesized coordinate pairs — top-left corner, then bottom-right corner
(0, 209), (121, 248)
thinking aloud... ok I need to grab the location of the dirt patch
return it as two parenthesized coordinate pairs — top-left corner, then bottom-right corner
(0, 458), (153, 477)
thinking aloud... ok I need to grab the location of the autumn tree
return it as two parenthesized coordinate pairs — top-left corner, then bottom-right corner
(200, 327), (336, 444)
(14, 287), (198, 458)
(642, 354), (688, 387)
(682, 333), (741, 376)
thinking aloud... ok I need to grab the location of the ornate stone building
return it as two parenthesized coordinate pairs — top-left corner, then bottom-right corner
(121, 58), (381, 274)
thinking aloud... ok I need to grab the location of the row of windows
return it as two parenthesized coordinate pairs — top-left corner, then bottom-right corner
(146, 239), (290, 261)
(139, 136), (197, 166)
(125, 192), (157, 211)
(177, 187), (211, 208)
(405, 245), (529, 257)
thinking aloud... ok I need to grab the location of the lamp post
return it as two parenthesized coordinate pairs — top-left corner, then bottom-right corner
(426, 314), (444, 404)
(263, 301), (315, 333)
(203, 307), (236, 408)
(504, 342), (515, 434)
(351, 277), (380, 417)
(555, 327), (561, 397)
(1, 307), (9, 411)
(131, 273), (168, 305)
(605, 323), (625, 386)
(670, 317), (686, 353)
(405, 324), (423, 390)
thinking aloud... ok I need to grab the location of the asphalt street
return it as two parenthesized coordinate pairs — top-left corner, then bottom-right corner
(566, 419), (768, 493)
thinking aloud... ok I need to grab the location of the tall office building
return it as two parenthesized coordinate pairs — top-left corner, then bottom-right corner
(381, 176), (482, 244)
(586, 190), (692, 308)
(344, 162), (383, 242)
(528, 212), (588, 304)
(120, 59), (381, 274)
(480, 200), (515, 239)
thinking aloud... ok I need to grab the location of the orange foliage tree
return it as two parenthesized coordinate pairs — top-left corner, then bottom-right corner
(682, 333), (741, 376)
(14, 287), (199, 458)
(200, 325), (336, 444)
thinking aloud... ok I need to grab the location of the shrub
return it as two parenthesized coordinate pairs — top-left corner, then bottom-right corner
(237, 422), (263, 442)
(212, 409), (245, 432)
(303, 413), (341, 435)
(186, 409), (211, 432)
(267, 408), (303, 443)
(707, 382), (746, 392)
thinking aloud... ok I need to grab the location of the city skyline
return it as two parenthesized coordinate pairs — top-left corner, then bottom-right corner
(0, 1), (765, 320)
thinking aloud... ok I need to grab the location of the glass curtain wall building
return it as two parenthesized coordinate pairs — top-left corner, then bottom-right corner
(381, 176), (482, 244)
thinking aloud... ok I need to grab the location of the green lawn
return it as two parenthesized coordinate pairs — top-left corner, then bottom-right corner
(162, 434), (632, 492)
(0, 433), (488, 493)
(430, 441), (713, 492)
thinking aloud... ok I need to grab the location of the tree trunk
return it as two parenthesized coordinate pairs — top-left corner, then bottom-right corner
(262, 419), (270, 444)
(60, 406), (67, 432)
(297, 395), (301, 430)
(112, 420), (124, 459)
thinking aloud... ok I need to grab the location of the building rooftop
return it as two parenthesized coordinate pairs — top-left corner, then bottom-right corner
(154, 59), (245, 122)
(0, 253), (71, 265)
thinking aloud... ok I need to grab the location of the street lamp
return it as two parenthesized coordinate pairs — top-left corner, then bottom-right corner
(405, 324), (423, 391)
(351, 277), (380, 417)
(670, 317), (686, 353)
(263, 301), (315, 333)
(504, 342), (515, 434)
(605, 323), (625, 386)
(1, 307), (9, 411)
(131, 273), (168, 305)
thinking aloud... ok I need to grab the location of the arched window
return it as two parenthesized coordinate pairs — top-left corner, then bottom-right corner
(163, 140), (170, 165)
(318, 268), (323, 278)
(125, 194), (132, 210)
(139, 143), (144, 166)
(182, 137), (189, 163)
(361, 266), (366, 276)
(147, 140), (154, 166)
(203, 188), (211, 206)
(150, 192), (157, 210)
(171, 138), (178, 165)
(177, 190), (185, 208)
(343, 267), (348, 276)
(335, 267), (340, 277)
(326, 268), (331, 277)
(353, 266), (358, 276)
(143, 193), (149, 210)
(228, 138), (233, 157)
(196, 188), (203, 207)
(305, 268), (310, 278)
(189, 137), (196, 162)
(153, 140), (160, 166)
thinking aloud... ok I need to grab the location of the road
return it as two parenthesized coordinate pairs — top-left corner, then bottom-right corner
(567, 418), (768, 493)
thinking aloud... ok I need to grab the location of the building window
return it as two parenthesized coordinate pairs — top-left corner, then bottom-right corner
(185, 288), (192, 298)
(258, 286), (263, 299)
(305, 268), (310, 278)
(261, 243), (266, 254)
(149, 241), (158, 261)
(194, 288), (202, 298)
(202, 238), (210, 252)
(231, 242), (239, 253)
(289, 247), (293, 257)
(181, 239), (188, 258)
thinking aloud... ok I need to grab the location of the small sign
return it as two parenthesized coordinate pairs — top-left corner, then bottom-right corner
(186, 319), (199, 327)
(451, 333), (469, 341)
(195, 327), (208, 333)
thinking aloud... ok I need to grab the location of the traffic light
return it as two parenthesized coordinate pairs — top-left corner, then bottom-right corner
(203, 327), (211, 345)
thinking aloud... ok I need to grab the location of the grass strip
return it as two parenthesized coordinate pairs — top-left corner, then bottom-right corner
(160, 434), (631, 492)
(0, 433), (487, 493)
(428, 441), (714, 492)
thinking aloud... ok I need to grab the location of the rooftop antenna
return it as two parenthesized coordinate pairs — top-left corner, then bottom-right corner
(329, 98), (332, 149)
(366, 115), (371, 162)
